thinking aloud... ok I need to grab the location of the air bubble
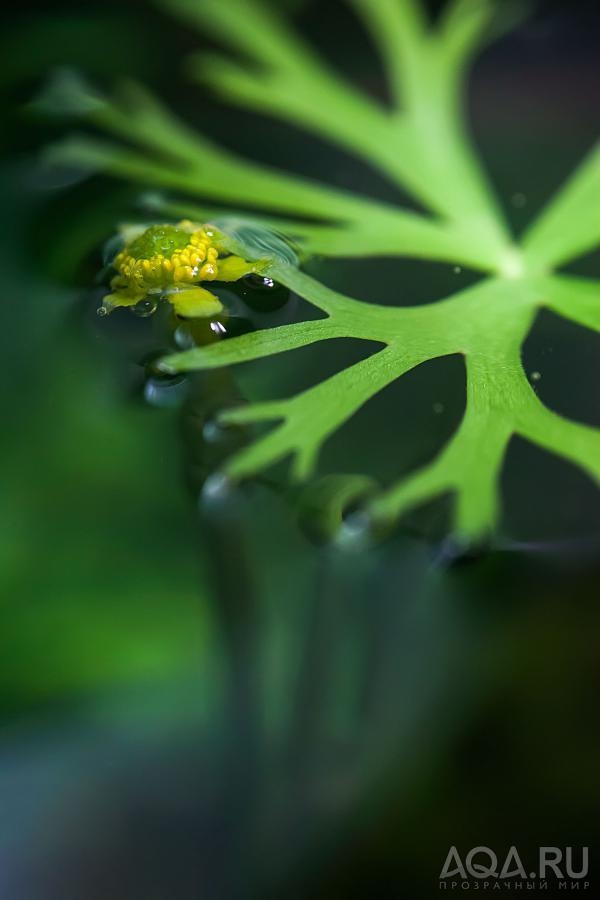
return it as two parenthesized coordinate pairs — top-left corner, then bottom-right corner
(530, 370), (542, 382)
(96, 305), (109, 317)
(453, 266), (462, 275)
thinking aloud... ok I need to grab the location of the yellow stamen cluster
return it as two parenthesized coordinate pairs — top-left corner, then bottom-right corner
(113, 225), (221, 290)
(102, 220), (265, 319)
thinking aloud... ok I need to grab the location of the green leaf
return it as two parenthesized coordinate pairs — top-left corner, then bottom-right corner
(537, 275), (600, 334)
(53, 0), (600, 540)
(523, 144), (600, 271)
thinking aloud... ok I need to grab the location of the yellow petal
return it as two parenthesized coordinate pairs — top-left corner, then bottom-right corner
(101, 289), (144, 312)
(216, 256), (264, 282)
(169, 286), (224, 318)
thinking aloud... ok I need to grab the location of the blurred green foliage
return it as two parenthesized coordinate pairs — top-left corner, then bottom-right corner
(0, 167), (213, 715)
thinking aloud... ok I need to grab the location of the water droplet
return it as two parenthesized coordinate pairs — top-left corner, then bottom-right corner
(453, 266), (462, 275)
(132, 298), (158, 318)
(335, 510), (374, 552)
(140, 351), (188, 407)
(511, 192), (527, 208)
(174, 325), (196, 350)
(531, 370), (542, 382)
(210, 320), (227, 336)
(202, 419), (227, 443)
(240, 275), (290, 314)
(433, 402), (444, 414)
(201, 472), (234, 505)
(143, 375), (187, 408)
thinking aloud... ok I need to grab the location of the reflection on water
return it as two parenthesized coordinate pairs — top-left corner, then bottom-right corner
(498, 534), (600, 567)
(0, 515), (489, 900)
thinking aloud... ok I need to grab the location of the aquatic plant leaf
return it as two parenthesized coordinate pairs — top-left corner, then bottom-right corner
(539, 276), (600, 335)
(164, 271), (598, 538)
(523, 144), (600, 271)
(53, 0), (600, 540)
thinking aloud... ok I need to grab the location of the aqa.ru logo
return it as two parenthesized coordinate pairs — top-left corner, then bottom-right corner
(439, 846), (589, 890)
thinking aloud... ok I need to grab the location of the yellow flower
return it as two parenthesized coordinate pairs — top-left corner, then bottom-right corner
(100, 220), (265, 318)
